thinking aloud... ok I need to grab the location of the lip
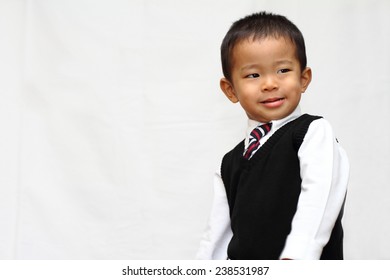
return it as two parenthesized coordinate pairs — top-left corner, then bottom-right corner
(260, 97), (285, 108)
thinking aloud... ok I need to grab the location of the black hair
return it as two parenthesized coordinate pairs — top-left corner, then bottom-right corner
(221, 11), (307, 81)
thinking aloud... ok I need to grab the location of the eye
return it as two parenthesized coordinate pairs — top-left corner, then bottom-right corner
(246, 73), (260, 78)
(277, 69), (291, 74)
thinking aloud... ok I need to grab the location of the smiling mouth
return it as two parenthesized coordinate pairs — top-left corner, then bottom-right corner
(261, 98), (285, 104)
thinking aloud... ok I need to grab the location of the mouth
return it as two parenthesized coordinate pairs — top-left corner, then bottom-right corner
(261, 97), (285, 104)
(260, 97), (285, 108)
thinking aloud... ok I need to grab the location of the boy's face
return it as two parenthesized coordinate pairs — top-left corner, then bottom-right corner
(220, 37), (311, 123)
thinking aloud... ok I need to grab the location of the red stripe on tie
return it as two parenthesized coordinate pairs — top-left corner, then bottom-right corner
(244, 142), (259, 159)
(252, 129), (261, 140)
(243, 122), (272, 160)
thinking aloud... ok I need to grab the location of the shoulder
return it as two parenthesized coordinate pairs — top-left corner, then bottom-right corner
(221, 140), (245, 176)
(290, 114), (323, 150)
(290, 114), (323, 136)
(305, 117), (336, 140)
(222, 140), (245, 161)
(300, 117), (342, 153)
(298, 117), (349, 173)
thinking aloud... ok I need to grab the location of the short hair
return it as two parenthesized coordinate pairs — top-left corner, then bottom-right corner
(221, 12), (307, 82)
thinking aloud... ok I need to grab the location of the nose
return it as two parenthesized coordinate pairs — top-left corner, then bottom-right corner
(261, 75), (278, 92)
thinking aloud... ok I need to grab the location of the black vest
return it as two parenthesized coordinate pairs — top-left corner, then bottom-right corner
(221, 114), (344, 260)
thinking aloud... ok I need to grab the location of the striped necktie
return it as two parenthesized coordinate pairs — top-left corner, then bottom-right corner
(243, 123), (272, 160)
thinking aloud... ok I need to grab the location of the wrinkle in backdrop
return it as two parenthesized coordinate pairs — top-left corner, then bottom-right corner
(0, 0), (389, 259)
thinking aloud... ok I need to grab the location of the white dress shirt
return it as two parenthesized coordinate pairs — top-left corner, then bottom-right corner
(196, 106), (349, 260)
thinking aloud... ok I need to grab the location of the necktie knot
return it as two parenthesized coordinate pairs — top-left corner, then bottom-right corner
(243, 122), (272, 159)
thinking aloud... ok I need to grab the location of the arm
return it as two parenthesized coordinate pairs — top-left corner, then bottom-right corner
(196, 170), (232, 260)
(279, 119), (349, 259)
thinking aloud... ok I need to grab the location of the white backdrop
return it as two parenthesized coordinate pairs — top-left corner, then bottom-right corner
(0, 0), (389, 259)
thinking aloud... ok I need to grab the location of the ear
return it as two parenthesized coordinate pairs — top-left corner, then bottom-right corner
(300, 67), (312, 93)
(220, 78), (239, 103)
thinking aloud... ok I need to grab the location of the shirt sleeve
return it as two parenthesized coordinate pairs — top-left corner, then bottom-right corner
(279, 118), (349, 260)
(196, 170), (232, 260)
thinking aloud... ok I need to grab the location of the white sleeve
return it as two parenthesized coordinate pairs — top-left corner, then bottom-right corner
(196, 170), (233, 260)
(279, 118), (349, 259)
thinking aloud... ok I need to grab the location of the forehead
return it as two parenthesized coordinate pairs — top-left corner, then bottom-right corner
(231, 36), (298, 66)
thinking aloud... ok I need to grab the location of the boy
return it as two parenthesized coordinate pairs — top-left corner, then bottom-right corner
(197, 12), (349, 260)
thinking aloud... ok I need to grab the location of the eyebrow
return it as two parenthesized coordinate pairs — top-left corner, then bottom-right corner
(240, 63), (259, 71)
(240, 60), (293, 71)
(274, 59), (293, 66)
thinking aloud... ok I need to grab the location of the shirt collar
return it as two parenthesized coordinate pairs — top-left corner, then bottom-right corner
(245, 106), (302, 144)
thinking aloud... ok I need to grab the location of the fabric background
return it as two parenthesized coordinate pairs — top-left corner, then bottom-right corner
(0, 0), (389, 259)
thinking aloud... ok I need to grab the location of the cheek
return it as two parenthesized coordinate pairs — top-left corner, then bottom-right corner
(240, 82), (259, 94)
(284, 78), (303, 92)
